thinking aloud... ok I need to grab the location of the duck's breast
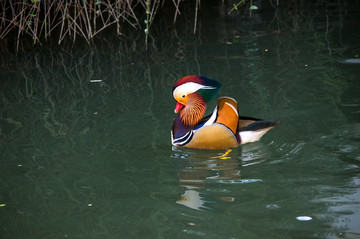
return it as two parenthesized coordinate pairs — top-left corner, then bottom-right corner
(184, 123), (238, 149)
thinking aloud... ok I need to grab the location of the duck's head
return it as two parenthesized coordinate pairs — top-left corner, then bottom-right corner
(172, 75), (221, 126)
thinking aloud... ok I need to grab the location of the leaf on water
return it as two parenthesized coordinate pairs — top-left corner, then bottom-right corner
(0, 204), (6, 207)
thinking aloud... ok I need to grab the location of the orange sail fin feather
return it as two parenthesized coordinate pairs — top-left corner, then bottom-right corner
(171, 75), (281, 150)
(215, 97), (239, 137)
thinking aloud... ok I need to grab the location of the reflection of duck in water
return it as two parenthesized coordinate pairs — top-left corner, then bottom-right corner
(175, 148), (242, 210)
(174, 143), (270, 210)
(171, 75), (281, 150)
(176, 187), (208, 211)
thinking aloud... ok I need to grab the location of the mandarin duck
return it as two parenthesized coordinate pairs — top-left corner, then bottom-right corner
(171, 75), (281, 150)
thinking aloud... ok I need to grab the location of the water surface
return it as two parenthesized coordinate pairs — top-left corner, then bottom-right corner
(1, 1), (360, 238)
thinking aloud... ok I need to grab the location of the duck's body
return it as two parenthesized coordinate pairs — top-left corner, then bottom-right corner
(171, 75), (281, 150)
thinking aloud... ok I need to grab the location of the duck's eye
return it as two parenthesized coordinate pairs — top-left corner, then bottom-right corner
(181, 94), (186, 98)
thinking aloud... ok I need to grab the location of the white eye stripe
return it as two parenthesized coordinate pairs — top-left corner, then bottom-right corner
(173, 82), (215, 98)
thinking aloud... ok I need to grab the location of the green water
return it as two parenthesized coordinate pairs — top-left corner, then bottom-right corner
(1, 1), (360, 238)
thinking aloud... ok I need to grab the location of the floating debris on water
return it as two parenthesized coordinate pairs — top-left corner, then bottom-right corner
(296, 216), (312, 221)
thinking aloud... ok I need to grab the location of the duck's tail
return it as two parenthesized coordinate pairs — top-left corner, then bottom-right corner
(238, 116), (282, 144)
